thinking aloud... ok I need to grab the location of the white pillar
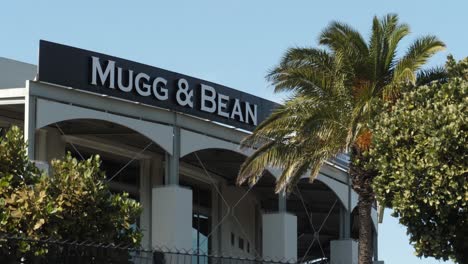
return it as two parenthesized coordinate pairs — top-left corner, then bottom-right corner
(24, 93), (36, 159)
(330, 239), (358, 264)
(165, 123), (180, 185)
(262, 212), (297, 261)
(139, 159), (151, 249)
(152, 185), (192, 250)
(33, 129), (50, 173)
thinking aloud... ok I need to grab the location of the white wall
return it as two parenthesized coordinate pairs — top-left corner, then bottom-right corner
(152, 185), (193, 250)
(330, 239), (358, 264)
(262, 212), (297, 261)
(220, 185), (259, 258)
(0, 57), (36, 88)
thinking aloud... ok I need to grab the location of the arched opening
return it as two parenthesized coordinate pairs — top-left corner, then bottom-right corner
(180, 148), (346, 262)
(259, 176), (342, 262)
(35, 118), (169, 248)
(180, 148), (277, 259)
(292, 179), (341, 261)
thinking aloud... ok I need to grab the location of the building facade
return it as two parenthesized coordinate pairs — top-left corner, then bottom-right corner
(0, 41), (382, 263)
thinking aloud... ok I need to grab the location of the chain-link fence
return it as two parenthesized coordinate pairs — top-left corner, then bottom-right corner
(0, 234), (329, 264)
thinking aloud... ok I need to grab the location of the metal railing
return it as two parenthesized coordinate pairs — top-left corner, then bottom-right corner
(0, 234), (329, 264)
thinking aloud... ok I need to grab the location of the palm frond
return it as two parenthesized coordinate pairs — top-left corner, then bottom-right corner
(267, 48), (337, 94)
(238, 92), (350, 193)
(238, 13), (444, 196)
(347, 81), (380, 149)
(237, 140), (276, 185)
(380, 13), (400, 74)
(384, 23), (410, 73)
(416, 66), (447, 85)
(319, 21), (369, 59)
(393, 35), (446, 85)
(368, 14), (410, 87)
(368, 16), (383, 83)
(275, 159), (310, 193)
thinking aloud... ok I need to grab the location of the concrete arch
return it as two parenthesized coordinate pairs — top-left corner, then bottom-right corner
(180, 128), (379, 230)
(300, 172), (358, 212)
(180, 129), (368, 219)
(35, 98), (173, 154)
(299, 173), (381, 234)
(316, 173), (378, 230)
(180, 129), (248, 157)
(180, 129), (280, 179)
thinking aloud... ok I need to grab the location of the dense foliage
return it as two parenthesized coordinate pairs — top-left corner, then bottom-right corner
(370, 56), (467, 263)
(0, 126), (142, 261)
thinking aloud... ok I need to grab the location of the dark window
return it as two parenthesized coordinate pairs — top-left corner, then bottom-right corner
(247, 242), (250, 253)
(231, 233), (235, 246)
(192, 185), (212, 208)
(239, 237), (244, 250)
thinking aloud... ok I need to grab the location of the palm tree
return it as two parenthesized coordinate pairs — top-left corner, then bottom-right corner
(237, 14), (445, 264)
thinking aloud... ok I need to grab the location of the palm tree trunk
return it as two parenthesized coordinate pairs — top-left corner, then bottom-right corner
(350, 146), (376, 264)
(357, 198), (373, 264)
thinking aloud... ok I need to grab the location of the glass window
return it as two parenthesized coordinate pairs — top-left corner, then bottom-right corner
(192, 213), (210, 254)
(182, 180), (211, 264)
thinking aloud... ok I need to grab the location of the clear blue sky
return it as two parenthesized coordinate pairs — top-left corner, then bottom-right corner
(1, 1), (465, 263)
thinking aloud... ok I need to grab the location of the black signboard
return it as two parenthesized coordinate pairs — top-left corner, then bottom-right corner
(38, 40), (279, 131)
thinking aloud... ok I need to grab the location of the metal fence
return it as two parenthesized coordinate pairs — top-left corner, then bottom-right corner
(0, 234), (328, 264)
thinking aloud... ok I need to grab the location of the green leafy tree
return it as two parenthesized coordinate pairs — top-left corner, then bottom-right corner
(237, 14), (445, 264)
(370, 56), (467, 263)
(46, 154), (142, 245)
(0, 126), (142, 262)
(0, 126), (53, 252)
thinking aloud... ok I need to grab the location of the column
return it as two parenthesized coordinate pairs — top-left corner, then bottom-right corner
(330, 239), (358, 264)
(152, 185), (192, 250)
(24, 93), (36, 159)
(139, 159), (151, 249)
(373, 229), (384, 264)
(373, 230), (378, 261)
(339, 204), (351, 239)
(151, 123), (193, 250)
(34, 129), (50, 173)
(165, 126), (180, 185)
(278, 192), (287, 212)
(262, 212), (297, 261)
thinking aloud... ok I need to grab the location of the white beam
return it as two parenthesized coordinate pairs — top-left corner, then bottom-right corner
(61, 135), (153, 160)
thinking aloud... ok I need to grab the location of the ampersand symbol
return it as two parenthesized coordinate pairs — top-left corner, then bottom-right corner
(176, 78), (193, 108)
